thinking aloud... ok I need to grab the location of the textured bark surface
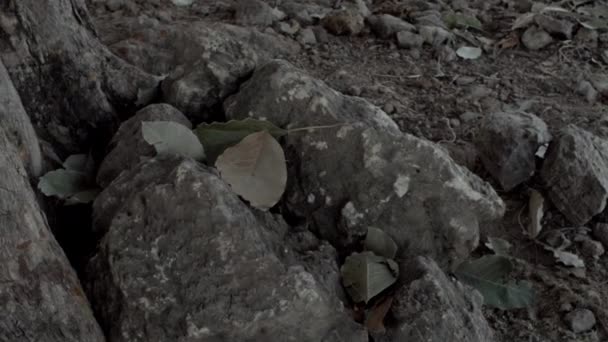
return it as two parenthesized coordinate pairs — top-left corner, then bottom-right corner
(0, 0), (159, 153)
(0, 76), (104, 341)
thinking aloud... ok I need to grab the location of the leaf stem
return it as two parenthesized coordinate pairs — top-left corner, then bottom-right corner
(286, 122), (350, 134)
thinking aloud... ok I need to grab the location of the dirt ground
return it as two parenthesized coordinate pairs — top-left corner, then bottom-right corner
(84, 0), (608, 341)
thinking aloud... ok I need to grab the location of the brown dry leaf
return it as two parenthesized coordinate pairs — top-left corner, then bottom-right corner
(496, 32), (520, 50)
(365, 296), (394, 334)
(215, 131), (287, 211)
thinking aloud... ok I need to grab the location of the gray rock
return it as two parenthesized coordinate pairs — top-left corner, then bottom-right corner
(312, 25), (329, 42)
(88, 156), (367, 342)
(564, 308), (596, 333)
(576, 80), (598, 104)
(95, 18), (299, 77)
(592, 223), (608, 249)
(419, 25), (453, 46)
(460, 111), (482, 123)
(580, 237), (605, 259)
(234, 0), (274, 27)
(390, 257), (496, 341)
(106, 0), (125, 11)
(280, 1), (332, 26)
(521, 26), (553, 50)
(0, 118), (104, 340)
(444, 141), (479, 171)
(476, 111), (551, 191)
(541, 125), (608, 225)
(96, 103), (192, 188)
(396, 31), (425, 49)
(224, 60), (505, 268)
(589, 74), (608, 100)
(277, 19), (301, 36)
(413, 10), (447, 29)
(575, 27), (599, 49)
(437, 45), (457, 62)
(298, 27), (317, 45)
(368, 14), (415, 39)
(346, 0), (371, 18)
(534, 14), (574, 40)
(321, 10), (365, 36)
(161, 50), (256, 122)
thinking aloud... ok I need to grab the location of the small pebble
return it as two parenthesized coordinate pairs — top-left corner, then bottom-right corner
(459, 111), (481, 123)
(348, 85), (362, 97)
(455, 76), (476, 86)
(297, 28), (317, 45)
(312, 26), (329, 43)
(521, 26), (553, 50)
(581, 238), (605, 259)
(575, 27), (599, 49)
(576, 80), (598, 104)
(396, 31), (425, 49)
(277, 20), (300, 36)
(592, 223), (608, 248)
(408, 48), (421, 59)
(383, 102), (395, 114)
(564, 308), (596, 333)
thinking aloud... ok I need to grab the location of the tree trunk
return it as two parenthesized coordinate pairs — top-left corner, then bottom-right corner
(1, 1), (161, 340)
(0, 57), (105, 342)
(1, 0), (160, 153)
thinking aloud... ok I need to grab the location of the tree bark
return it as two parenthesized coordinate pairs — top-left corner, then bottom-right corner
(0, 57), (105, 341)
(0, 1), (162, 340)
(0, 0), (160, 153)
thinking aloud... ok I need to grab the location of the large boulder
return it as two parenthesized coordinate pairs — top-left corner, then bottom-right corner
(476, 111), (551, 191)
(96, 103), (191, 188)
(93, 18), (299, 122)
(541, 125), (608, 225)
(224, 60), (505, 268)
(87, 155), (366, 341)
(389, 257), (496, 342)
(0, 63), (104, 341)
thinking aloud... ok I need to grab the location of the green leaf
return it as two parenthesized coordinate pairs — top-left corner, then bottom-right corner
(63, 153), (96, 183)
(443, 13), (483, 30)
(38, 169), (88, 199)
(341, 251), (399, 303)
(215, 131), (287, 211)
(364, 227), (398, 259)
(63, 154), (88, 172)
(454, 255), (534, 310)
(65, 189), (101, 205)
(142, 121), (206, 161)
(194, 119), (287, 164)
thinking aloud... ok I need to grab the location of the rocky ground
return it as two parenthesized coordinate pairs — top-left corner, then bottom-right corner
(3, 0), (608, 341)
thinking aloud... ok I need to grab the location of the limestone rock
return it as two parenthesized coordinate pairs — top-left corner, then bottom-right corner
(541, 125), (608, 225)
(96, 103), (191, 188)
(476, 111), (551, 191)
(564, 308), (596, 333)
(234, 0), (274, 27)
(368, 14), (415, 39)
(521, 26), (553, 50)
(396, 31), (425, 49)
(88, 156), (367, 342)
(224, 60), (505, 268)
(534, 14), (574, 40)
(390, 257), (496, 342)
